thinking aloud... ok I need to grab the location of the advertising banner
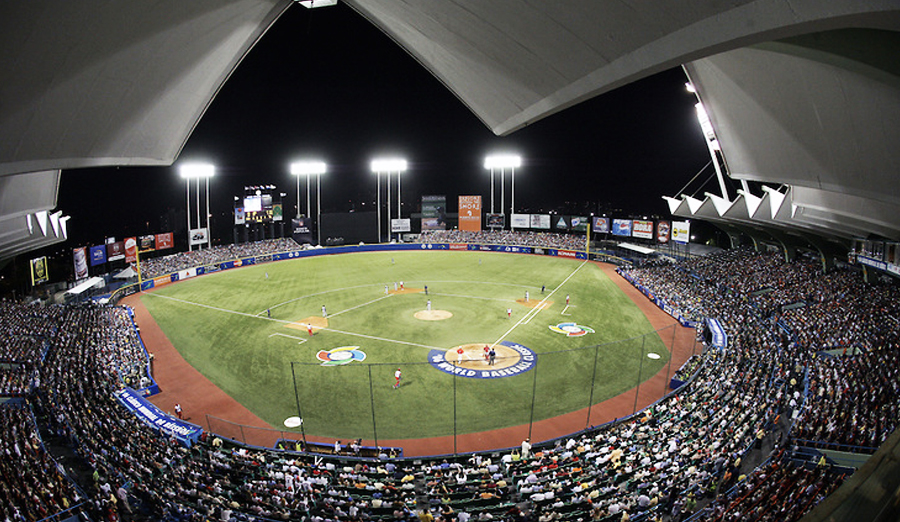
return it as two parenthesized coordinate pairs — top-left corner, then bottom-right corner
(612, 219), (632, 237)
(632, 220), (654, 239)
(571, 216), (589, 232)
(90, 245), (107, 266)
(458, 195), (482, 232)
(272, 203), (283, 222)
(155, 233), (174, 250)
(510, 213), (530, 229)
(116, 387), (202, 447)
(73, 247), (88, 280)
(189, 228), (208, 246)
(125, 237), (138, 263)
(421, 195), (448, 231)
(30, 256), (49, 285)
(486, 213), (505, 229)
(391, 218), (411, 233)
(657, 221), (671, 243)
(291, 217), (313, 244)
(672, 221), (691, 244)
(592, 217), (610, 233)
(107, 241), (125, 261)
(139, 235), (156, 251)
(530, 214), (550, 230)
(553, 215), (569, 231)
(234, 205), (245, 225)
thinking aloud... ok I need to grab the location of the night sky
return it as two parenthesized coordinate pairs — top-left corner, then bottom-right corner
(57, 2), (712, 247)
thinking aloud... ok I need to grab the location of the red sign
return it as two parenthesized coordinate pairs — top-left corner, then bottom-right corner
(155, 232), (174, 250)
(657, 221), (671, 243)
(458, 195), (482, 232)
(558, 250), (576, 258)
(125, 237), (137, 263)
(450, 244), (468, 250)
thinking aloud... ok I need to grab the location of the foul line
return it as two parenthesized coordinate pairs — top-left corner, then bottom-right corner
(491, 261), (587, 346)
(268, 333), (308, 345)
(141, 291), (439, 352)
(329, 294), (393, 318)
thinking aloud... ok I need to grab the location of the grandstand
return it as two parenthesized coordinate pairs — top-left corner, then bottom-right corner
(1, 2), (899, 521)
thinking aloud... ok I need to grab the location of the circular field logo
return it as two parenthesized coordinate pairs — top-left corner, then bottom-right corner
(316, 347), (366, 366)
(428, 341), (536, 379)
(549, 322), (595, 337)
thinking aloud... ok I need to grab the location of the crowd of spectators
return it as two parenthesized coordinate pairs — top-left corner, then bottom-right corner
(4, 242), (899, 520)
(140, 238), (299, 279)
(420, 230), (587, 251)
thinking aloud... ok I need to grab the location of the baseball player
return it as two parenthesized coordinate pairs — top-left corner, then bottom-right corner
(393, 368), (402, 389)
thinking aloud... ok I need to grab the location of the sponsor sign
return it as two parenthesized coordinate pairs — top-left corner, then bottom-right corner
(189, 228), (208, 246)
(391, 218), (411, 233)
(139, 235), (156, 251)
(292, 217), (313, 244)
(458, 195), (482, 232)
(124, 237), (137, 263)
(632, 220), (654, 239)
(612, 219), (632, 237)
(486, 213), (505, 229)
(672, 221), (691, 244)
(510, 213), (529, 229)
(421, 195), (448, 231)
(89, 245), (107, 266)
(107, 241), (125, 261)
(73, 247), (88, 280)
(153, 276), (170, 287)
(155, 233), (174, 250)
(272, 203), (283, 222)
(657, 221), (671, 243)
(554, 215), (569, 230)
(234, 206), (245, 225)
(592, 217), (610, 233)
(316, 347), (367, 366)
(558, 250), (577, 258)
(30, 256), (49, 285)
(530, 214), (550, 230)
(116, 387), (202, 447)
(449, 243), (468, 251)
(571, 216), (589, 232)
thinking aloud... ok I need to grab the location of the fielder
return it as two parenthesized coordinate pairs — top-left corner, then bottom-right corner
(393, 368), (402, 389)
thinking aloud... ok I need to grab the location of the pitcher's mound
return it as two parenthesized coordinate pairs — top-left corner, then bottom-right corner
(516, 299), (552, 309)
(415, 310), (452, 321)
(286, 316), (328, 333)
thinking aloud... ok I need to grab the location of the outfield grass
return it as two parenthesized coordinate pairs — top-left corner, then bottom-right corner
(141, 250), (670, 439)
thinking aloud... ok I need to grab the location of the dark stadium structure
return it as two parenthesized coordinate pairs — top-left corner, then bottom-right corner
(1, 1), (899, 521)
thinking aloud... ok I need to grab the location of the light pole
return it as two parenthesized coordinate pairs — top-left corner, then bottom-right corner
(290, 161), (327, 243)
(371, 158), (407, 242)
(179, 163), (214, 251)
(484, 155), (521, 228)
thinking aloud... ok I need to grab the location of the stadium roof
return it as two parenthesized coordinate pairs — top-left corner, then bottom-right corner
(0, 0), (899, 260)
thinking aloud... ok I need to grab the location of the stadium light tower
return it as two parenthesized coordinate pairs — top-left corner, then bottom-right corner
(290, 161), (327, 225)
(179, 163), (214, 251)
(371, 158), (407, 242)
(484, 154), (521, 223)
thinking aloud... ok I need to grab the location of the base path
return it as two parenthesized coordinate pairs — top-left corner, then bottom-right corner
(125, 261), (699, 457)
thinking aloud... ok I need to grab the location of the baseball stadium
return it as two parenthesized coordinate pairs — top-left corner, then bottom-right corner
(1, 3), (900, 522)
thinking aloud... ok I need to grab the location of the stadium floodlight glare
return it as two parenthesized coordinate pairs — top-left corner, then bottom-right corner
(178, 162), (214, 252)
(370, 158), (407, 173)
(371, 158), (408, 243)
(484, 154), (522, 219)
(289, 160), (327, 243)
(483, 154), (521, 170)
(178, 163), (215, 178)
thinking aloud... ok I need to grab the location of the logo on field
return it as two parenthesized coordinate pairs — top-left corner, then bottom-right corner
(428, 341), (537, 379)
(316, 347), (367, 366)
(549, 322), (595, 337)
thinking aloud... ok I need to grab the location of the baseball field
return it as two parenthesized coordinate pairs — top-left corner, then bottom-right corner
(139, 250), (672, 441)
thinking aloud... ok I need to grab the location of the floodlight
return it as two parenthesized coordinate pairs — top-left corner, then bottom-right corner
(370, 158), (407, 173)
(179, 163), (215, 178)
(290, 161), (327, 176)
(685, 82), (696, 93)
(295, 0), (338, 8)
(484, 154), (521, 170)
